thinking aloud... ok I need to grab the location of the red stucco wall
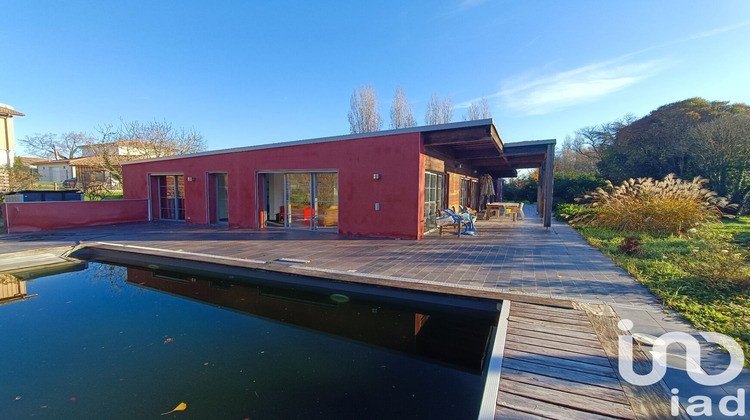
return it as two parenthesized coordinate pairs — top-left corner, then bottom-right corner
(2, 200), (149, 234)
(122, 133), (425, 239)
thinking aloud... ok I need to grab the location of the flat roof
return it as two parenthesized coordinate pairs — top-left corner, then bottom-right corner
(121, 119), (556, 179)
(122, 119), (498, 165)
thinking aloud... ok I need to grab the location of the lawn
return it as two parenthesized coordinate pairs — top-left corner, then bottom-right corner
(575, 216), (750, 366)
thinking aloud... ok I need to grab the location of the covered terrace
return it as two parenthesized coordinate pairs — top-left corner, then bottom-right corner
(421, 121), (556, 227)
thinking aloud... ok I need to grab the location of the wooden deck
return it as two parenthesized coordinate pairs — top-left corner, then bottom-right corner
(494, 302), (679, 420)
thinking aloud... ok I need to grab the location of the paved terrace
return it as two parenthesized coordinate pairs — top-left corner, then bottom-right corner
(0, 206), (661, 309)
(1, 204), (747, 418)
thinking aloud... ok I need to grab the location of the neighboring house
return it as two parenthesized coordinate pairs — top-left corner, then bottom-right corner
(70, 141), (171, 188)
(17, 157), (45, 175)
(69, 156), (120, 187)
(122, 120), (556, 239)
(36, 159), (75, 183)
(1, 103), (24, 168)
(78, 140), (159, 159)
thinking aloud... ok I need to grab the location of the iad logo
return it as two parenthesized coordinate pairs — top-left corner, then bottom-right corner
(617, 319), (746, 417)
(617, 319), (744, 386)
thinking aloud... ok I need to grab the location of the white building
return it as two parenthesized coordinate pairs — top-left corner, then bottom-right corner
(0, 103), (24, 168)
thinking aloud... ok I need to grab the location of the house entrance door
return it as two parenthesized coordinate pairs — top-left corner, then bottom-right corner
(208, 173), (228, 224)
(156, 175), (185, 221)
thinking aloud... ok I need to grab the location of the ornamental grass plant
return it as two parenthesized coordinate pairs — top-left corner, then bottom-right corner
(572, 174), (728, 235)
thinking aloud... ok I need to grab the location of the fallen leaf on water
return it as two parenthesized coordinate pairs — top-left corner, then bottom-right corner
(161, 402), (187, 415)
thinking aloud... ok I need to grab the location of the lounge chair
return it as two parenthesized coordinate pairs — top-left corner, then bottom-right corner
(437, 207), (477, 237)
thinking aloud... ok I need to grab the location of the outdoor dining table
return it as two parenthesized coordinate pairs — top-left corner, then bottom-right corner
(484, 202), (523, 221)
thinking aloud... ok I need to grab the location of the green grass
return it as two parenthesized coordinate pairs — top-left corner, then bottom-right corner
(576, 217), (750, 366)
(715, 216), (750, 249)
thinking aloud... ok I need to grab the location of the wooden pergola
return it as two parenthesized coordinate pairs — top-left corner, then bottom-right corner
(422, 120), (556, 227)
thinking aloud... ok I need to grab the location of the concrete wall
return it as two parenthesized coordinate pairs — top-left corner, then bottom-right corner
(122, 133), (424, 239)
(2, 200), (149, 233)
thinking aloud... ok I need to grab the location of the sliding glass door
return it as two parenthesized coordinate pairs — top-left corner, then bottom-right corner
(424, 171), (444, 231)
(157, 175), (185, 221)
(279, 172), (338, 230)
(285, 173), (313, 228)
(314, 173), (338, 229)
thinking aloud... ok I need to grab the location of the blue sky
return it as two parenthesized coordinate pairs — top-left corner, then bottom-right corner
(3, 0), (750, 153)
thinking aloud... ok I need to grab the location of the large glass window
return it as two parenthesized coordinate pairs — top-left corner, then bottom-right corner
(315, 173), (339, 229)
(424, 171), (444, 230)
(471, 180), (479, 210)
(158, 175), (185, 221)
(459, 178), (470, 209)
(281, 172), (338, 230)
(285, 173), (313, 228)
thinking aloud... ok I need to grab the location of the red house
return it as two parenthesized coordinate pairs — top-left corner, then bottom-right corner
(121, 120), (555, 239)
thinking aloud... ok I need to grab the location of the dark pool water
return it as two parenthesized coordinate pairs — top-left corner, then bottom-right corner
(0, 262), (496, 419)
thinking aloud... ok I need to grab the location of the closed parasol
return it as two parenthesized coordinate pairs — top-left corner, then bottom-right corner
(479, 174), (495, 210)
(480, 174), (495, 197)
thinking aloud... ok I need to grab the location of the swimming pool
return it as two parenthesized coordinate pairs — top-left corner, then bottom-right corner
(0, 257), (502, 419)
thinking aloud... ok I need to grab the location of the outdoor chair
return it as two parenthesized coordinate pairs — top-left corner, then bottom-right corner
(437, 207), (476, 237)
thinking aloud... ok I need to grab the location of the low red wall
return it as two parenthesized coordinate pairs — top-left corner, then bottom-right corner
(2, 200), (149, 233)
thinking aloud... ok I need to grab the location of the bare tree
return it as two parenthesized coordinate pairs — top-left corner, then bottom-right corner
(464, 97), (491, 121)
(691, 113), (750, 204)
(572, 115), (634, 164)
(555, 135), (599, 173)
(20, 132), (92, 159)
(425, 94), (453, 125)
(389, 86), (416, 129)
(348, 85), (382, 133)
(93, 119), (206, 183)
(97, 119), (205, 158)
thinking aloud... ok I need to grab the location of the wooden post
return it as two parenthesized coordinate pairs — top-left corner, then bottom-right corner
(542, 142), (555, 228)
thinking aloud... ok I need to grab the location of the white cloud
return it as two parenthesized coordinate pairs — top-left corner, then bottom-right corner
(682, 20), (750, 42)
(485, 20), (750, 116)
(495, 58), (666, 115)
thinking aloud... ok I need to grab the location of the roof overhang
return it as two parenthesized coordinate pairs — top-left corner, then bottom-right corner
(0, 106), (24, 117)
(422, 121), (555, 178)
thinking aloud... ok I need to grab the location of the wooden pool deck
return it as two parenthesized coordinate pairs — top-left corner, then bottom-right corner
(496, 301), (680, 419)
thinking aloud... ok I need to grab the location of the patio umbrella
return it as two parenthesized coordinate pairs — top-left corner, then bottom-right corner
(480, 174), (495, 196)
(480, 174), (495, 209)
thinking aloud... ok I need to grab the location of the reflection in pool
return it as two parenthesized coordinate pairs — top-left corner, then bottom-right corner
(0, 262), (499, 419)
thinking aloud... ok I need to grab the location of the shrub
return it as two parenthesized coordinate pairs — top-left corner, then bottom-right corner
(502, 176), (538, 203)
(553, 172), (605, 205)
(573, 174), (728, 235)
(555, 203), (587, 222)
(618, 237), (644, 254)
